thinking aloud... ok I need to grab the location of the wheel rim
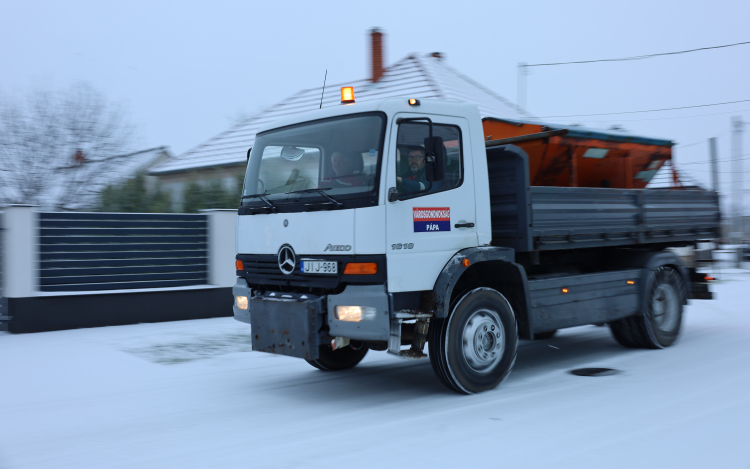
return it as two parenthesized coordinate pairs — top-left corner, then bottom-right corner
(461, 308), (505, 374)
(652, 283), (679, 331)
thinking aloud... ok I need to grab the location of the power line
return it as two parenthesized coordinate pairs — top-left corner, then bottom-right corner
(537, 99), (750, 119)
(582, 109), (750, 124)
(678, 154), (750, 165)
(675, 141), (707, 150)
(685, 167), (750, 173)
(525, 40), (750, 68)
(673, 133), (728, 149)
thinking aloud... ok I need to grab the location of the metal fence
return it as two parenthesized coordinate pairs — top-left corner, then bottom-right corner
(0, 207), (236, 333)
(38, 212), (209, 292)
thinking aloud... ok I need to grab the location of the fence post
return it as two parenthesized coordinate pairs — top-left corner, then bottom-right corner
(204, 210), (237, 287)
(1, 205), (38, 299)
(0, 211), (6, 329)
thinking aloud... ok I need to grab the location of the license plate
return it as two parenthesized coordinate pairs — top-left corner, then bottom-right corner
(300, 260), (338, 275)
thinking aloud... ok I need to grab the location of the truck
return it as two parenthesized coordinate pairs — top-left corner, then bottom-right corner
(232, 91), (719, 394)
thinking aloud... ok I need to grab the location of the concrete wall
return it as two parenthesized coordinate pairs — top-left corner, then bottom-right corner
(1, 206), (39, 298)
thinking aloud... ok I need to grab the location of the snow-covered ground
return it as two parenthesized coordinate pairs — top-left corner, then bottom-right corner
(2, 267), (749, 469)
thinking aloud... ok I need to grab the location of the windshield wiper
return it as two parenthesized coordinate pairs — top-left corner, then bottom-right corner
(285, 188), (344, 208)
(240, 193), (277, 211)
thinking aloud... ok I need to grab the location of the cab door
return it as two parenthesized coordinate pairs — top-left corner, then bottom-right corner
(385, 114), (478, 292)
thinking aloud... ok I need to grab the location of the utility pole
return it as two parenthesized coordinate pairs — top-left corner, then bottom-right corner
(517, 63), (527, 112)
(709, 137), (719, 192)
(731, 116), (744, 245)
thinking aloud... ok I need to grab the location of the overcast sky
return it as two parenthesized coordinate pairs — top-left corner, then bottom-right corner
(2, 0), (749, 206)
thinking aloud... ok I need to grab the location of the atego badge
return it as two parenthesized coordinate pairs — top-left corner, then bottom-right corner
(413, 207), (450, 232)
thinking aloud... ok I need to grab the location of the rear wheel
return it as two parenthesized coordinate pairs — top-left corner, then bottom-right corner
(428, 288), (518, 394)
(306, 341), (368, 371)
(609, 266), (686, 349)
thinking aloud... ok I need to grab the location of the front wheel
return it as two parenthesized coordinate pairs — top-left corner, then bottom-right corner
(428, 288), (518, 394)
(306, 341), (368, 371)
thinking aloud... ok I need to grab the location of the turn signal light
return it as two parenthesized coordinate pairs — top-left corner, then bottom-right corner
(408, 98), (420, 106)
(344, 262), (377, 275)
(235, 260), (244, 270)
(627, 280), (635, 285)
(341, 87), (355, 104)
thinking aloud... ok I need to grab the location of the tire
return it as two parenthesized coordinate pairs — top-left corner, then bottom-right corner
(306, 341), (368, 371)
(609, 266), (686, 349)
(533, 330), (557, 340)
(428, 288), (518, 394)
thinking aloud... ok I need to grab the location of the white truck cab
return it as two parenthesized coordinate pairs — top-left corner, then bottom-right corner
(235, 98), (490, 289)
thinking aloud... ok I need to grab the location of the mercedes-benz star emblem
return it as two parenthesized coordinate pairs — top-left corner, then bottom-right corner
(277, 244), (296, 275)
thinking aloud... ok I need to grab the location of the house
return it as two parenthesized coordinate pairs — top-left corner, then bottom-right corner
(45, 146), (172, 211)
(148, 29), (532, 209)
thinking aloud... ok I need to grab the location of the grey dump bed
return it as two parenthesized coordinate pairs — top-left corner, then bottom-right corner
(487, 145), (721, 252)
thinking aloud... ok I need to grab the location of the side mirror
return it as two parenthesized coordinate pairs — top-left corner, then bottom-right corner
(388, 187), (399, 202)
(246, 147), (252, 162)
(423, 136), (445, 182)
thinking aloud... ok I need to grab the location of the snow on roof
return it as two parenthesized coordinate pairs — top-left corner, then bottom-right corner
(149, 54), (532, 175)
(108, 146), (172, 181)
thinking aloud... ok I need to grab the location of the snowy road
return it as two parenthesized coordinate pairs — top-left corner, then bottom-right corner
(2, 269), (749, 469)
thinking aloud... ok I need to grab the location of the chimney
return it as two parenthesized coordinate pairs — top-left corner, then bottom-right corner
(370, 28), (384, 83)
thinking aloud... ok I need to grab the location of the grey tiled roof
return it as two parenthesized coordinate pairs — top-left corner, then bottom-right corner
(150, 54), (531, 175)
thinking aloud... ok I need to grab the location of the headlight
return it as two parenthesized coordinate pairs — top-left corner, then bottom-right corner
(334, 306), (377, 322)
(235, 295), (248, 310)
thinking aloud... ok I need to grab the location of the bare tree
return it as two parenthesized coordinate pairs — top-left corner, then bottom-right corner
(0, 83), (135, 210)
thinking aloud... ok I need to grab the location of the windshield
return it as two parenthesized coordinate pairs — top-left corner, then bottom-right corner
(242, 112), (385, 212)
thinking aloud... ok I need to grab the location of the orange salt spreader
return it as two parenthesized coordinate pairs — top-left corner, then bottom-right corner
(482, 118), (676, 189)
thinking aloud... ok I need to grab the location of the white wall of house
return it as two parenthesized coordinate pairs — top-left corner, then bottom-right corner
(155, 164), (245, 212)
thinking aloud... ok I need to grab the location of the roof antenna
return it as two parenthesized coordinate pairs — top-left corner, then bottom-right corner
(319, 70), (328, 109)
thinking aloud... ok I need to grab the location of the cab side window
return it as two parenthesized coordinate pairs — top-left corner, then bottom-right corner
(395, 122), (462, 197)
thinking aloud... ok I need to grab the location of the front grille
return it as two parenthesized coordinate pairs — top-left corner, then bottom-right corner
(237, 253), (387, 292)
(240, 254), (341, 289)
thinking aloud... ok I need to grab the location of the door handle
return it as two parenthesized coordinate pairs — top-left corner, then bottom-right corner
(454, 223), (475, 228)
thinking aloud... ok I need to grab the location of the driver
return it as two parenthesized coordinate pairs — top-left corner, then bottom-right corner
(397, 147), (428, 193)
(319, 151), (364, 188)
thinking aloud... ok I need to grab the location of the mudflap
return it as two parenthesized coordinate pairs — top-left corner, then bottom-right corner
(248, 293), (324, 360)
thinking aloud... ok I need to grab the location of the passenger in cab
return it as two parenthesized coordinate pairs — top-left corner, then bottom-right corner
(319, 151), (365, 188)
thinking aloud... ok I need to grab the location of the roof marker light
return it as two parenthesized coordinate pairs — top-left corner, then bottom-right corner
(627, 280), (635, 285)
(341, 87), (355, 104)
(561, 288), (569, 294)
(408, 98), (420, 106)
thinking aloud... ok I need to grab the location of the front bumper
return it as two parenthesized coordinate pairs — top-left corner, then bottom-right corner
(233, 280), (391, 359)
(232, 279), (252, 324)
(326, 284), (390, 341)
